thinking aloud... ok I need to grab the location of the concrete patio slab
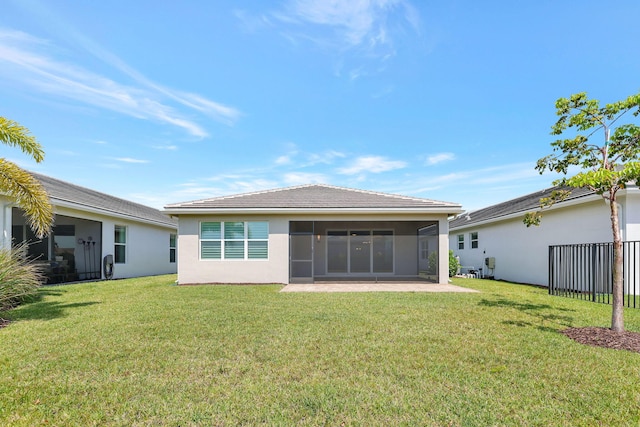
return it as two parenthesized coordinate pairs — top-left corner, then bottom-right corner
(280, 282), (479, 293)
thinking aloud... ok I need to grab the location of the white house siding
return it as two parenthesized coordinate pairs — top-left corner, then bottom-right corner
(100, 217), (177, 280)
(620, 187), (640, 241)
(1, 198), (177, 280)
(450, 197), (613, 286)
(176, 213), (452, 285)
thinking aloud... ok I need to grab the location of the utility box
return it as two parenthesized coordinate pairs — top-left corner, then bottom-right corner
(485, 257), (495, 269)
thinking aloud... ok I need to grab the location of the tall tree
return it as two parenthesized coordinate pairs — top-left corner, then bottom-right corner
(524, 92), (640, 332)
(0, 117), (53, 238)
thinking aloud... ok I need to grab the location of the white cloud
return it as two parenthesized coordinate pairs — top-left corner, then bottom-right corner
(337, 155), (407, 175)
(152, 145), (178, 151)
(426, 152), (456, 165)
(282, 0), (417, 50)
(265, 0), (421, 79)
(275, 155), (292, 165)
(283, 172), (328, 185)
(112, 157), (150, 164)
(0, 29), (240, 137)
(305, 149), (346, 165)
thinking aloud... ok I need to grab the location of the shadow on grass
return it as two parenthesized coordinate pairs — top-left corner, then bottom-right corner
(4, 287), (99, 322)
(478, 297), (575, 332)
(6, 300), (100, 322)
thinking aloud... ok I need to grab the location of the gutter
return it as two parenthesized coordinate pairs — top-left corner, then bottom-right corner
(162, 206), (464, 216)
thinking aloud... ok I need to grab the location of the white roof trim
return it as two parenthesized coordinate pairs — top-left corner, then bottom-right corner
(163, 206), (464, 216)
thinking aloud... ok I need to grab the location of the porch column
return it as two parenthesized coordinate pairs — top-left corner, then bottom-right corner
(438, 217), (450, 284)
(1, 201), (12, 249)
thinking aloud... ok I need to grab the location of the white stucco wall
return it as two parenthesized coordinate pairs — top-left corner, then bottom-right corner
(449, 189), (640, 286)
(620, 186), (640, 241)
(0, 198), (177, 280)
(100, 217), (177, 280)
(176, 213), (452, 285)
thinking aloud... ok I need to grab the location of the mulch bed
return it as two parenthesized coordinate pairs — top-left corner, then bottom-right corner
(562, 327), (640, 354)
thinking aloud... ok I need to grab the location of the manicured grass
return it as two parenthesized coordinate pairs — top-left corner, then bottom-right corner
(1, 275), (639, 426)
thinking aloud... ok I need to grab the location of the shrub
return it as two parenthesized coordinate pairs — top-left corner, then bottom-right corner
(449, 250), (460, 277)
(426, 250), (461, 277)
(0, 242), (44, 312)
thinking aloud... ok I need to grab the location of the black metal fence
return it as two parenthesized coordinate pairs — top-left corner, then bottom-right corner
(548, 241), (640, 307)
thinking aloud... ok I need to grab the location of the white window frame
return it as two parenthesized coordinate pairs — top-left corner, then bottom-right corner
(457, 234), (464, 250)
(199, 221), (268, 260)
(470, 231), (479, 249)
(169, 233), (177, 263)
(114, 225), (127, 264)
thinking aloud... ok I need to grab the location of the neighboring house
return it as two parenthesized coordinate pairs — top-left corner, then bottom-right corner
(449, 185), (640, 286)
(0, 172), (178, 283)
(164, 184), (463, 285)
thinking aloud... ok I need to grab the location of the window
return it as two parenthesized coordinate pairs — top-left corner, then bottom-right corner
(115, 225), (126, 263)
(470, 232), (478, 249)
(169, 233), (177, 263)
(200, 221), (268, 260)
(457, 234), (464, 250)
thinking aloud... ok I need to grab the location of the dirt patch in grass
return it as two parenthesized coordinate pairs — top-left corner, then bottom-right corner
(563, 327), (640, 354)
(0, 318), (9, 329)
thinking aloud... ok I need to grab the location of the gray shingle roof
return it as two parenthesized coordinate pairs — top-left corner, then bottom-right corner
(165, 184), (462, 212)
(449, 185), (595, 230)
(32, 172), (176, 228)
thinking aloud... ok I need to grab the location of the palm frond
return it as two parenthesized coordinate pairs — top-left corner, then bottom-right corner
(0, 117), (45, 163)
(0, 159), (53, 238)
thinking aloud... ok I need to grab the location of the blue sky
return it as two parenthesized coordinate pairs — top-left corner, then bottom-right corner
(1, 0), (639, 212)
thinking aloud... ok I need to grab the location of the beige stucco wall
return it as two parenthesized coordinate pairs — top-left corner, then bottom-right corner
(176, 213), (452, 285)
(177, 215), (290, 285)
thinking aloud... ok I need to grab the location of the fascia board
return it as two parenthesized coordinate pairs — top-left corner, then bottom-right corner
(449, 193), (603, 232)
(163, 207), (464, 216)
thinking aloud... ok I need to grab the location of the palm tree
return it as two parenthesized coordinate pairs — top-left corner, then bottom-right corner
(0, 117), (53, 238)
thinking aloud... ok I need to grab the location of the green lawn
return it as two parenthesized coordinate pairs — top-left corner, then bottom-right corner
(1, 275), (639, 426)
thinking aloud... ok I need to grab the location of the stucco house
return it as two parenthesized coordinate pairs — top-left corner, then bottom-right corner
(1, 172), (178, 283)
(164, 184), (462, 285)
(449, 185), (640, 286)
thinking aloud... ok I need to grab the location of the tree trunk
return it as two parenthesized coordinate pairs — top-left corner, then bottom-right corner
(609, 192), (624, 332)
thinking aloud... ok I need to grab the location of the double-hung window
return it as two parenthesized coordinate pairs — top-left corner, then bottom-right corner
(169, 233), (177, 263)
(470, 232), (479, 249)
(200, 221), (268, 260)
(115, 225), (127, 263)
(457, 234), (464, 250)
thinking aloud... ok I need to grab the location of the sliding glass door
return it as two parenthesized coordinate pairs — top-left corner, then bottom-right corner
(327, 230), (393, 275)
(327, 231), (348, 273)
